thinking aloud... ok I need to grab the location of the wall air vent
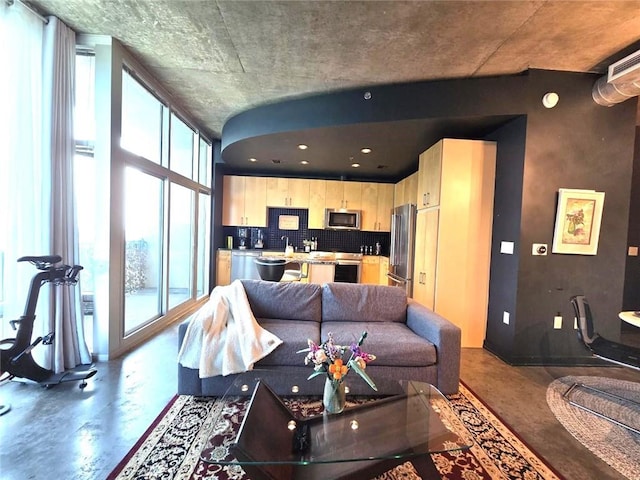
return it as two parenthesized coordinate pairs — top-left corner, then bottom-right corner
(271, 159), (281, 164)
(607, 49), (640, 83)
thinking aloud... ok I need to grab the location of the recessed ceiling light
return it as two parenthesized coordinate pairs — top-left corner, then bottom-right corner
(249, 157), (257, 162)
(300, 160), (309, 165)
(298, 144), (308, 150)
(361, 148), (372, 154)
(351, 163), (360, 168)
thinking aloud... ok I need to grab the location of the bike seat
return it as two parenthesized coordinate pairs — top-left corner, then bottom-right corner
(17, 255), (62, 266)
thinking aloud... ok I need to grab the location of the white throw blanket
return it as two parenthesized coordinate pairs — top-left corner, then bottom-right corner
(177, 280), (283, 378)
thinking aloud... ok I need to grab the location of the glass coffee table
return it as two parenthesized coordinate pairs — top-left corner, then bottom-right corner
(200, 371), (472, 480)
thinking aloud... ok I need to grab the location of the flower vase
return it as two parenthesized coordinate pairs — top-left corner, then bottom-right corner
(323, 378), (346, 414)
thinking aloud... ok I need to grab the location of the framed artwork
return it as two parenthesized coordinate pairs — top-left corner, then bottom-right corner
(552, 189), (605, 255)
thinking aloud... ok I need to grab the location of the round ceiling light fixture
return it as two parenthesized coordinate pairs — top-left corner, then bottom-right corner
(300, 160), (309, 165)
(361, 147), (372, 154)
(351, 163), (360, 168)
(248, 157), (257, 162)
(542, 92), (559, 108)
(297, 144), (308, 150)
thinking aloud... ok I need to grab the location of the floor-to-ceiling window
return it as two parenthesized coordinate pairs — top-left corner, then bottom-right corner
(74, 51), (96, 352)
(73, 44), (212, 351)
(123, 167), (164, 332)
(120, 69), (211, 335)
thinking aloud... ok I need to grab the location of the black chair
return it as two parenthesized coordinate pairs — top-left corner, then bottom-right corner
(570, 295), (640, 371)
(565, 295), (640, 435)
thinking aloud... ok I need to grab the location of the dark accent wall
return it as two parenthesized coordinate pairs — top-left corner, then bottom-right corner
(492, 70), (636, 364)
(211, 140), (224, 285)
(483, 117), (527, 360)
(623, 126), (640, 313)
(215, 70), (638, 365)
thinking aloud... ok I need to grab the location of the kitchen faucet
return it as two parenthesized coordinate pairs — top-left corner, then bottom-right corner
(281, 235), (294, 257)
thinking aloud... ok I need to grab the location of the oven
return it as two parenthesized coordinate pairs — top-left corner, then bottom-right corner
(333, 253), (362, 283)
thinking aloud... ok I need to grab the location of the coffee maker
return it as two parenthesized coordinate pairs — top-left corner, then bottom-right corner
(238, 227), (248, 250)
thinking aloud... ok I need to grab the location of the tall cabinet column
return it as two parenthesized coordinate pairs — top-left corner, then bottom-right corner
(413, 139), (496, 348)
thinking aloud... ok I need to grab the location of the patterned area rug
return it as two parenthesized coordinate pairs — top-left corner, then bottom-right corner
(108, 382), (563, 480)
(546, 376), (640, 480)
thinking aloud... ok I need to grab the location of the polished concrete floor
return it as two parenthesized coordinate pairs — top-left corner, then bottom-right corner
(1, 324), (638, 480)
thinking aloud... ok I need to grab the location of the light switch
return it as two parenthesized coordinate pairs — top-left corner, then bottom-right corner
(500, 241), (514, 255)
(503, 311), (510, 325)
(629, 246), (639, 256)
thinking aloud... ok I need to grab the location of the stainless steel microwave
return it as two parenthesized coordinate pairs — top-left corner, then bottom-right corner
(324, 209), (361, 230)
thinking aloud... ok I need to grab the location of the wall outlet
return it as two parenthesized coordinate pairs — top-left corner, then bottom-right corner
(503, 311), (510, 325)
(532, 243), (548, 255)
(553, 315), (562, 329)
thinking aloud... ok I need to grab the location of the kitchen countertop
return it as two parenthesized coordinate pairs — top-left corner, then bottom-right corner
(218, 248), (388, 262)
(258, 251), (338, 265)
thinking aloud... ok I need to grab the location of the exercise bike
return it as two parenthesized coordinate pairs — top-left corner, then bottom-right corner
(0, 255), (97, 389)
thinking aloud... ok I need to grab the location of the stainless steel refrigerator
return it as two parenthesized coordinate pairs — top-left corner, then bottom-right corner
(387, 203), (416, 295)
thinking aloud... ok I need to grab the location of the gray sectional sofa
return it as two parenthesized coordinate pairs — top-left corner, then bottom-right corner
(178, 279), (461, 396)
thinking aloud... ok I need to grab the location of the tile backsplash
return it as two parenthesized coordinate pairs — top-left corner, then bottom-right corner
(222, 207), (391, 255)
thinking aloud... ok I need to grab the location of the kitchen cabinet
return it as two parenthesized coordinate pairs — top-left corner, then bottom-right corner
(361, 183), (394, 231)
(394, 172), (418, 207)
(216, 250), (231, 286)
(411, 139), (496, 348)
(416, 141), (442, 209)
(266, 178), (310, 208)
(361, 256), (380, 284)
(307, 263), (335, 284)
(379, 256), (389, 285)
(222, 175), (267, 226)
(412, 209), (438, 309)
(308, 180), (326, 229)
(325, 180), (361, 210)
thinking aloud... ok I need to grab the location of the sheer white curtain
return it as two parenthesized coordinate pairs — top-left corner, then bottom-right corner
(0, 5), (90, 372)
(43, 17), (91, 371)
(0, 1), (48, 346)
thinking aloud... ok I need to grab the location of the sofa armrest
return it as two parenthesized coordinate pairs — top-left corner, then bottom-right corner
(406, 299), (461, 394)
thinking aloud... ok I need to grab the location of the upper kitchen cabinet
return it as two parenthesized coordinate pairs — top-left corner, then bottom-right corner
(325, 180), (362, 210)
(361, 183), (394, 231)
(222, 175), (267, 227)
(308, 180), (326, 229)
(416, 140), (443, 209)
(394, 172), (418, 207)
(266, 178), (310, 208)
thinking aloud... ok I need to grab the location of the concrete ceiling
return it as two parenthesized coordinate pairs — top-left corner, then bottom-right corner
(32, 0), (640, 180)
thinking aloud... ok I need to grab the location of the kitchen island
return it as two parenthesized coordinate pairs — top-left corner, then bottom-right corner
(258, 251), (338, 283)
(217, 249), (372, 285)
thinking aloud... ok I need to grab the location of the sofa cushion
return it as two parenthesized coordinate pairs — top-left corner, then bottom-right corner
(321, 321), (437, 367)
(255, 319), (320, 367)
(240, 279), (322, 322)
(322, 283), (407, 323)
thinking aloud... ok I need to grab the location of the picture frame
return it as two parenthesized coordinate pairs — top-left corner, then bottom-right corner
(552, 188), (605, 255)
